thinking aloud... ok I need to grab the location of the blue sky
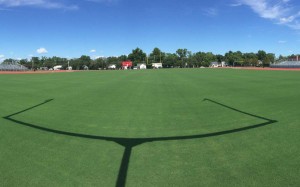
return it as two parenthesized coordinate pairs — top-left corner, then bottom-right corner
(1, 0), (300, 61)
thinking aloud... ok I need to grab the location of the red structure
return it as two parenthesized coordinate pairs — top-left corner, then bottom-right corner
(122, 61), (133, 69)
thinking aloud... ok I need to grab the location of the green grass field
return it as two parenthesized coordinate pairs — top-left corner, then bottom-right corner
(0, 69), (299, 187)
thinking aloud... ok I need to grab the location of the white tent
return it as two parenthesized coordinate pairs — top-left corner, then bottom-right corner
(140, 64), (146, 69)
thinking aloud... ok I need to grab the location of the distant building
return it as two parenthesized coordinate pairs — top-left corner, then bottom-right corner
(137, 63), (147, 69)
(108, 64), (116, 70)
(289, 55), (300, 61)
(152, 63), (162, 69)
(122, 61), (133, 70)
(221, 61), (227, 67)
(210, 62), (220, 68)
(53, 65), (63, 70)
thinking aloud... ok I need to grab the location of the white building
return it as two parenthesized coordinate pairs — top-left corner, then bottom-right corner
(221, 61), (227, 67)
(152, 63), (163, 69)
(137, 63), (147, 69)
(108, 64), (116, 69)
(53, 65), (63, 70)
(210, 62), (220, 68)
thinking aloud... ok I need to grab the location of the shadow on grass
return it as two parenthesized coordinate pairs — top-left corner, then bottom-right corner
(3, 98), (277, 187)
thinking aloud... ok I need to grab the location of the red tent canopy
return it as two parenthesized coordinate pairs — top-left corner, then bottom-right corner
(122, 61), (133, 67)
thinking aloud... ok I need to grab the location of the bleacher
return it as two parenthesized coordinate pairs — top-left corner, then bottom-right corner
(0, 64), (28, 71)
(271, 61), (300, 68)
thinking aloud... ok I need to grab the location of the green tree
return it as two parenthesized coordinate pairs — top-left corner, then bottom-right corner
(95, 57), (106, 69)
(225, 51), (235, 66)
(107, 56), (118, 66)
(149, 47), (164, 64)
(118, 55), (128, 62)
(225, 51), (243, 66)
(205, 52), (217, 65)
(2, 58), (14, 64)
(216, 54), (225, 63)
(176, 49), (188, 67)
(193, 52), (206, 67)
(267, 53), (275, 64)
(78, 55), (92, 69)
(257, 50), (267, 61)
(176, 48), (188, 59)
(263, 56), (271, 67)
(128, 48), (146, 65)
(19, 59), (28, 66)
(164, 53), (178, 68)
(243, 53), (257, 66)
(31, 57), (40, 70)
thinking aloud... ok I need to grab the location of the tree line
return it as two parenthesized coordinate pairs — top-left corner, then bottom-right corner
(1, 48), (297, 70)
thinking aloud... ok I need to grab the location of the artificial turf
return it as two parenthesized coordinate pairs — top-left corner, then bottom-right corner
(0, 68), (299, 186)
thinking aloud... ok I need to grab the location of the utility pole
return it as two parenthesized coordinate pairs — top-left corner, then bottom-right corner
(31, 57), (34, 71)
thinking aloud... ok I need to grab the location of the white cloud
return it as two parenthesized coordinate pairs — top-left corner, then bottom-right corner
(90, 49), (96, 53)
(236, 0), (300, 29)
(0, 0), (78, 10)
(203, 8), (218, 17)
(238, 0), (287, 19)
(37, 47), (48, 54)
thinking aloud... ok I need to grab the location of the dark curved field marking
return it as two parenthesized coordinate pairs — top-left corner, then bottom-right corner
(3, 99), (277, 187)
